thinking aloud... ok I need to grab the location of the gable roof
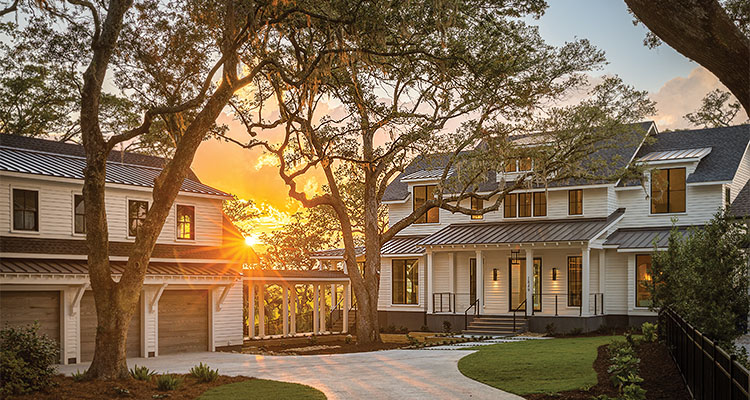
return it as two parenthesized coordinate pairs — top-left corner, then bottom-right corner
(0, 134), (230, 197)
(731, 179), (750, 218)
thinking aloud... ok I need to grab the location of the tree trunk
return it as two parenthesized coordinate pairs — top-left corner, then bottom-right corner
(626, 0), (750, 114)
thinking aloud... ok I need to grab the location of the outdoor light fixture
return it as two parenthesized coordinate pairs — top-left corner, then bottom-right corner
(511, 247), (521, 263)
(493, 268), (498, 281)
(552, 268), (558, 281)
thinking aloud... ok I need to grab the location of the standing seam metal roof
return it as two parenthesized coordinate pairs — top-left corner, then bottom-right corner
(0, 258), (239, 276)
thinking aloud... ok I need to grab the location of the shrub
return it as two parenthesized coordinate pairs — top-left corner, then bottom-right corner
(129, 365), (155, 381)
(622, 382), (647, 400)
(156, 374), (182, 391)
(545, 323), (557, 336)
(345, 334), (353, 344)
(442, 321), (452, 333)
(189, 362), (218, 383)
(0, 323), (59, 396)
(419, 325), (431, 332)
(308, 336), (317, 345)
(71, 370), (86, 382)
(641, 322), (657, 342)
(568, 327), (583, 336)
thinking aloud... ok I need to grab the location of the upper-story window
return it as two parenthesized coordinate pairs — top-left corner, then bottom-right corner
(74, 194), (86, 234)
(504, 194), (517, 218)
(176, 205), (195, 240)
(414, 185), (439, 224)
(533, 192), (547, 216)
(518, 193), (532, 217)
(12, 188), (38, 231)
(519, 157), (532, 171)
(503, 157), (533, 173)
(651, 167), (686, 214)
(569, 189), (583, 215)
(471, 197), (483, 220)
(128, 199), (149, 236)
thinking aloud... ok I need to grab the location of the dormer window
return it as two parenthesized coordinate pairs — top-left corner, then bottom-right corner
(414, 185), (439, 224)
(504, 160), (517, 173)
(651, 168), (686, 214)
(471, 197), (483, 220)
(519, 157), (532, 171)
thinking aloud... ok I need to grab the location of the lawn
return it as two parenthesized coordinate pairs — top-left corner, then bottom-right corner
(457, 336), (621, 395)
(197, 378), (326, 400)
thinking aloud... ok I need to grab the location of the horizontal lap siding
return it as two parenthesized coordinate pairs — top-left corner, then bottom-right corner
(605, 250), (628, 313)
(730, 146), (750, 203)
(212, 283), (244, 348)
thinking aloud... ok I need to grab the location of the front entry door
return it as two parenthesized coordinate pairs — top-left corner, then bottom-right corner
(508, 258), (541, 312)
(469, 258), (477, 305)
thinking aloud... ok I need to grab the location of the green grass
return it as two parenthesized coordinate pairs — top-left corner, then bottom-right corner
(197, 378), (326, 400)
(458, 335), (622, 395)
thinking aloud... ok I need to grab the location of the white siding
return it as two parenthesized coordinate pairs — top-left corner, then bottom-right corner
(604, 250), (628, 313)
(212, 283), (244, 348)
(0, 175), (224, 247)
(730, 145), (750, 203)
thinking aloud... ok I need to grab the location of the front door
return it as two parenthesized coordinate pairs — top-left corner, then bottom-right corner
(469, 258), (477, 305)
(508, 258), (542, 312)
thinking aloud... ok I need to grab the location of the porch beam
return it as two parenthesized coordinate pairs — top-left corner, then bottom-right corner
(525, 249), (534, 317)
(582, 246), (591, 316)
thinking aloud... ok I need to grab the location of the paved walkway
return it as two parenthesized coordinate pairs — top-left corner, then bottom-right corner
(58, 349), (521, 399)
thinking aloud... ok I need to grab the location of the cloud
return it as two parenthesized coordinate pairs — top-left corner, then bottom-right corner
(649, 67), (748, 130)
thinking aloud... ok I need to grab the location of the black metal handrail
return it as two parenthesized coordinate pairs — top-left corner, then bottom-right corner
(329, 294), (345, 327)
(512, 299), (527, 332)
(464, 298), (480, 330)
(433, 292), (456, 313)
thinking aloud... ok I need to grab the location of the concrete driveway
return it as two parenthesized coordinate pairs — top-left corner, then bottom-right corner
(58, 349), (520, 399)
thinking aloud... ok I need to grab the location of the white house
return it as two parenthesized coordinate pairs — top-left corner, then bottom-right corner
(313, 123), (750, 334)
(0, 135), (247, 364)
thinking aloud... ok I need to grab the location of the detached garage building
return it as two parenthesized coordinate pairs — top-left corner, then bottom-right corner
(0, 135), (248, 364)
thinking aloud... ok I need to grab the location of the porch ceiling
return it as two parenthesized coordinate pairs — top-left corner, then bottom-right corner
(418, 208), (625, 246)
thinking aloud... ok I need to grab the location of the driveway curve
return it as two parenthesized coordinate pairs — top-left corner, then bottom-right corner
(59, 349), (520, 399)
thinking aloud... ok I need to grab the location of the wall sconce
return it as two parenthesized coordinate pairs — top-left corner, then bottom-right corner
(511, 248), (520, 263)
(552, 268), (558, 281)
(493, 268), (498, 281)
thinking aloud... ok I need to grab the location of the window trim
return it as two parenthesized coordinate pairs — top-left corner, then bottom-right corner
(470, 197), (483, 220)
(126, 197), (150, 238)
(413, 185), (439, 224)
(10, 185), (40, 234)
(175, 204), (196, 241)
(650, 167), (687, 215)
(568, 189), (583, 216)
(635, 254), (653, 309)
(567, 255), (582, 307)
(391, 258), (420, 306)
(72, 192), (86, 236)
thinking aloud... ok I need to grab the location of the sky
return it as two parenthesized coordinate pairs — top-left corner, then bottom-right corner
(191, 0), (746, 239)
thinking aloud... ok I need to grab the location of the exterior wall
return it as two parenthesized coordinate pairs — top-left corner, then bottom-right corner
(604, 249), (629, 314)
(0, 174), (224, 246)
(615, 183), (723, 228)
(212, 283), (244, 348)
(730, 145), (750, 203)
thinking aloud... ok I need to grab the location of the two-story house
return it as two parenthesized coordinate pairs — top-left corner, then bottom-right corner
(0, 135), (248, 364)
(314, 122), (750, 334)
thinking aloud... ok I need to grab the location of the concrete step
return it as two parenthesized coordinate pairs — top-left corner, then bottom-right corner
(466, 325), (523, 332)
(462, 330), (516, 336)
(469, 320), (524, 326)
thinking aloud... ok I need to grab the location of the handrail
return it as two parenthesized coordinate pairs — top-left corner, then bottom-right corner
(464, 297), (480, 330)
(512, 299), (527, 332)
(329, 294), (345, 327)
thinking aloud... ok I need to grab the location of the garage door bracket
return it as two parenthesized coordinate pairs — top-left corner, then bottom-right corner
(216, 282), (235, 311)
(70, 284), (87, 316)
(150, 283), (168, 312)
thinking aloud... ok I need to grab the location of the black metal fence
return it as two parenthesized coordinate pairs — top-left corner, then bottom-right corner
(663, 308), (750, 400)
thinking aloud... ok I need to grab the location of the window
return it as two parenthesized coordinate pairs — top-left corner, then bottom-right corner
(413, 185), (439, 223)
(176, 205), (195, 240)
(519, 157), (532, 171)
(12, 189), (38, 231)
(636, 254), (653, 308)
(392, 259), (419, 304)
(568, 256), (582, 306)
(569, 189), (583, 215)
(128, 200), (148, 236)
(651, 168), (686, 213)
(504, 194), (517, 218)
(504, 159), (517, 173)
(518, 193), (532, 217)
(74, 194), (86, 234)
(533, 192), (547, 216)
(471, 197), (483, 220)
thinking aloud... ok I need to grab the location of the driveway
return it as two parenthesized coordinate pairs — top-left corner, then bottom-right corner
(58, 349), (521, 399)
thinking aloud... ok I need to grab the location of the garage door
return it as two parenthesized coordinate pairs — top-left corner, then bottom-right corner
(158, 290), (208, 354)
(80, 291), (141, 361)
(0, 291), (60, 344)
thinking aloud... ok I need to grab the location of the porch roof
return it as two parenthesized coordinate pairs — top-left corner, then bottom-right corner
(418, 208), (625, 246)
(0, 258), (240, 277)
(242, 268), (349, 283)
(310, 235), (427, 260)
(603, 226), (696, 249)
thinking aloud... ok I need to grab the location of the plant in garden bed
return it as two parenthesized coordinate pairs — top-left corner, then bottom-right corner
(607, 338), (646, 400)
(190, 363), (219, 383)
(129, 365), (156, 381)
(156, 374), (182, 391)
(0, 323), (59, 396)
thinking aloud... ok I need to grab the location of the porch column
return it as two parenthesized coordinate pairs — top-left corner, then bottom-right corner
(290, 285), (297, 335)
(248, 283), (255, 338)
(331, 284), (337, 309)
(448, 252), (456, 312)
(581, 246), (591, 316)
(426, 251), (434, 314)
(319, 284), (327, 333)
(258, 284), (265, 337)
(599, 250), (606, 314)
(313, 284), (320, 333)
(282, 285), (289, 336)
(475, 250), (484, 310)
(343, 282), (351, 333)
(525, 249), (534, 317)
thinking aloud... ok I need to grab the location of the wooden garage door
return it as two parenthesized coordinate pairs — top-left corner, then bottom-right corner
(80, 291), (141, 361)
(158, 290), (208, 355)
(0, 291), (60, 344)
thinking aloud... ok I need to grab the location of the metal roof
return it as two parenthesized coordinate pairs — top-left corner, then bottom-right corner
(637, 147), (712, 162)
(418, 208), (625, 246)
(604, 226), (695, 249)
(310, 235), (427, 260)
(401, 169), (454, 182)
(0, 145), (230, 197)
(242, 268), (349, 281)
(0, 258), (239, 276)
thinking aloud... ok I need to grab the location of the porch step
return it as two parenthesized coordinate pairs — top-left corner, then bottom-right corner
(331, 310), (356, 333)
(463, 315), (528, 336)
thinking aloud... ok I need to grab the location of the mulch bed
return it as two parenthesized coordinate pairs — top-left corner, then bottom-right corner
(525, 341), (690, 400)
(243, 339), (404, 355)
(9, 374), (251, 400)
